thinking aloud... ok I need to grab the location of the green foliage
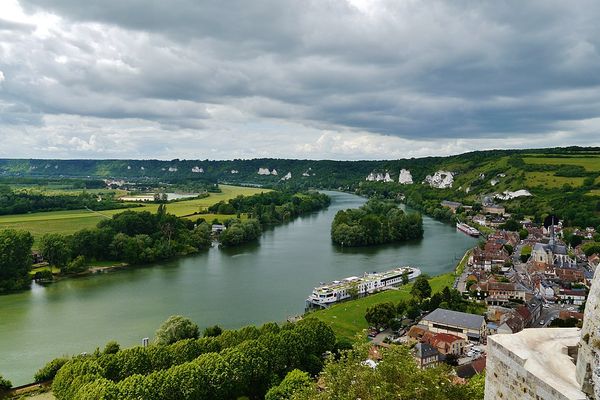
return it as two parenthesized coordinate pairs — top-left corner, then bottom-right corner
(331, 199), (423, 247)
(0, 374), (12, 391)
(40, 233), (71, 269)
(203, 325), (223, 337)
(34, 357), (70, 382)
(410, 275), (432, 300)
(219, 219), (262, 246)
(520, 245), (532, 263)
(582, 241), (600, 257)
(291, 343), (484, 400)
(65, 255), (87, 274)
(500, 219), (520, 232)
(154, 315), (200, 345)
(51, 318), (337, 400)
(364, 302), (396, 328)
(265, 369), (313, 400)
(518, 228), (529, 240)
(0, 229), (34, 293)
(103, 341), (120, 355)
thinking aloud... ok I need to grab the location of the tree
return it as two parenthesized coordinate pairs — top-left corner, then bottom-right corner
(401, 270), (410, 285)
(0, 374), (12, 392)
(410, 275), (432, 300)
(501, 219), (520, 232)
(203, 325), (223, 337)
(365, 302), (396, 328)
(103, 341), (120, 355)
(518, 228), (529, 240)
(265, 369), (313, 400)
(39, 233), (71, 270)
(0, 229), (34, 293)
(154, 315), (200, 345)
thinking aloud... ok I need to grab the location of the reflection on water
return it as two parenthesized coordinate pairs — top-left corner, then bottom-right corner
(0, 191), (476, 385)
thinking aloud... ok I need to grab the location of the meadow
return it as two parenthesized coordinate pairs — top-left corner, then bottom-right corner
(0, 185), (268, 246)
(310, 273), (456, 341)
(524, 171), (585, 188)
(522, 156), (600, 171)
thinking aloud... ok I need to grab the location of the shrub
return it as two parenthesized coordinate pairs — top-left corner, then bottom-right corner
(0, 374), (12, 391)
(34, 357), (69, 382)
(154, 315), (199, 345)
(103, 341), (120, 355)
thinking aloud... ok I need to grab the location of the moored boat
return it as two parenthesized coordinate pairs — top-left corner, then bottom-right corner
(306, 266), (421, 308)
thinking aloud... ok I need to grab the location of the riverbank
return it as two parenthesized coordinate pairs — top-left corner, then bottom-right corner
(0, 191), (476, 385)
(310, 246), (476, 341)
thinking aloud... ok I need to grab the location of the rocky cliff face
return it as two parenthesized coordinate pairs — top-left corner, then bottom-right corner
(398, 169), (413, 184)
(365, 172), (393, 182)
(423, 171), (454, 188)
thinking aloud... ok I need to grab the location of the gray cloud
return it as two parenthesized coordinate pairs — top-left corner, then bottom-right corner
(0, 0), (599, 159)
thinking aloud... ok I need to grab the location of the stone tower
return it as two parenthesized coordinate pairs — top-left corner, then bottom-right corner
(576, 266), (600, 398)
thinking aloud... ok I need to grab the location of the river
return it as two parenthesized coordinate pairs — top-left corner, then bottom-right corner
(0, 191), (476, 385)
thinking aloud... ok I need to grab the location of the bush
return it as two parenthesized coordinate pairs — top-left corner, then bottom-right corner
(34, 357), (69, 382)
(154, 315), (200, 345)
(0, 374), (12, 391)
(103, 341), (120, 355)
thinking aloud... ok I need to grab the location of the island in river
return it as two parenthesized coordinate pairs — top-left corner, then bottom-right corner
(0, 191), (476, 385)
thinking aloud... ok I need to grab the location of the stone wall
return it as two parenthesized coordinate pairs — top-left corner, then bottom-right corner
(576, 267), (600, 398)
(484, 329), (585, 400)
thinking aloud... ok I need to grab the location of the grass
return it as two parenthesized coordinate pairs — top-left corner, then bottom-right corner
(522, 156), (600, 171)
(524, 172), (585, 188)
(310, 273), (456, 341)
(0, 185), (268, 246)
(587, 189), (600, 197)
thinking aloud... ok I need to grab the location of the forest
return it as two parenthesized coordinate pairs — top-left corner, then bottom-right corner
(331, 199), (423, 247)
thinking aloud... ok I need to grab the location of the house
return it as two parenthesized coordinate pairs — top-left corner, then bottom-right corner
(420, 308), (486, 343)
(423, 332), (467, 356)
(497, 315), (525, 334)
(588, 254), (600, 270)
(559, 310), (584, 321)
(407, 325), (428, 341)
(470, 281), (528, 305)
(456, 356), (487, 379)
(211, 224), (227, 233)
(472, 243), (509, 271)
(441, 200), (463, 213)
(483, 204), (506, 215)
(558, 288), (587, 305)
(412, 343), (442, 369)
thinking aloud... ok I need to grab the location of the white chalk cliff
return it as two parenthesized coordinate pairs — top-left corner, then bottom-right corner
(191, 166), (204, 173)
(423, 171), (454, 188)
(495, 189), (532, 200)
(280, 172), (292, 181)
(257, 168), (271, 175)
(398, 169), (413, 184)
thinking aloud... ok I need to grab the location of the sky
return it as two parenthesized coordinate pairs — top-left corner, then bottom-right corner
(0, 0), (599, 160)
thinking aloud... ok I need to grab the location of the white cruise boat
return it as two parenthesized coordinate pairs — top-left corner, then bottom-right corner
(456, 222), (480, 237)
(306, 266), (421, 308)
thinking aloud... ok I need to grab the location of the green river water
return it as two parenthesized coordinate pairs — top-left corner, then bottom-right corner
(0, 191), (476, 385)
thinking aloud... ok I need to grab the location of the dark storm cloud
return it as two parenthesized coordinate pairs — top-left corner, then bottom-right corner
(1, 0), (600, 159)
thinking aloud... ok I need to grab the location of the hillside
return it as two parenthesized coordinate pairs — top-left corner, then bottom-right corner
(1, 147), (599, 227)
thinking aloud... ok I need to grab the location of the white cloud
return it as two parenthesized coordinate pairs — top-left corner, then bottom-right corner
(0, 0), (599, 160)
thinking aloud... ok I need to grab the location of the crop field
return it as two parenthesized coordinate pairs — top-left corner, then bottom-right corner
(310, 273), (456, 341)
(524, 172), (585, 188)
(522, 156), (600, 171)
(0, 185), (268, 245)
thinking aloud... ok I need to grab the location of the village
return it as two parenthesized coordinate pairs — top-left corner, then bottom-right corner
(361, 197), (599, 385)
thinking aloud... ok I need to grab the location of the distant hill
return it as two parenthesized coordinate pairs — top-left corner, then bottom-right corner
(1, 147), (598, 191)
(0, 146), (599, 227)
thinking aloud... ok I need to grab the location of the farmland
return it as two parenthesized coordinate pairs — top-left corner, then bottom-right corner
(524, 171), (585, 188)
(522, 156), (600, 171)
(0, 185), (268, 245)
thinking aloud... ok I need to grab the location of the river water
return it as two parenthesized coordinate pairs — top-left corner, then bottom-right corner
(0, 191), (476, 385)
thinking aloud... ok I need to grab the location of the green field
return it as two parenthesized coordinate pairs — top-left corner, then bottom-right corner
(524, 171), (585, 188)
(310, 273), (456, 341)
(523, 156), (600, 171)
(0, 185), (268, 245)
